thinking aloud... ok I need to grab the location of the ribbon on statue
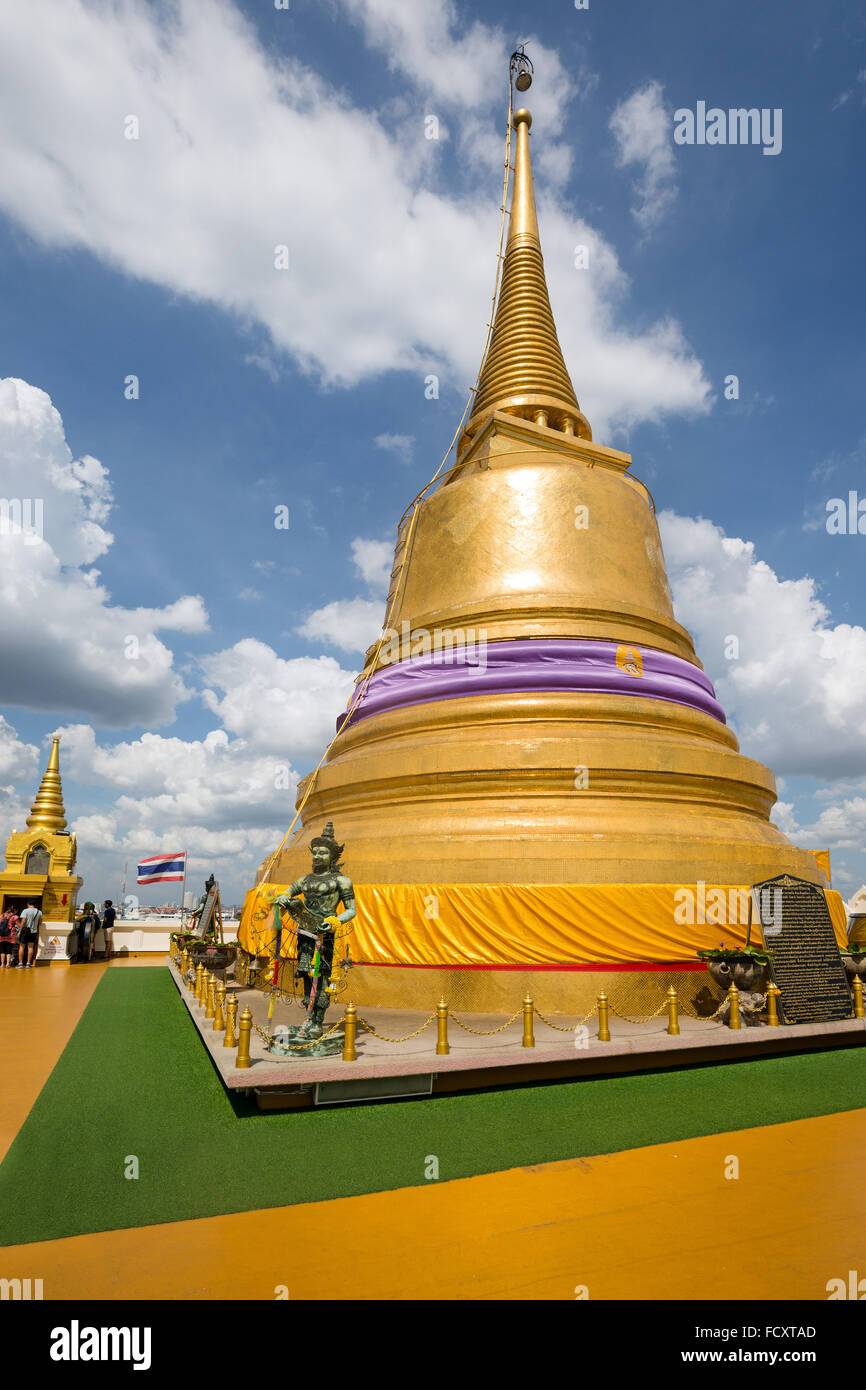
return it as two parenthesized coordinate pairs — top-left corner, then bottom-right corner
(267, 902), (283, 1027)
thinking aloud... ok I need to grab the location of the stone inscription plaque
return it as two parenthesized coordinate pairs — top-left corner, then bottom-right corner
(753, 874), (852, 1024)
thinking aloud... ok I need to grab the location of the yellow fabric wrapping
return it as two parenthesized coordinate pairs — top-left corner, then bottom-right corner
(239, 882), (850, 966)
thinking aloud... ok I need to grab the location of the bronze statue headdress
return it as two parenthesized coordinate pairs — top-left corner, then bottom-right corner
(310, 821), (344, 867)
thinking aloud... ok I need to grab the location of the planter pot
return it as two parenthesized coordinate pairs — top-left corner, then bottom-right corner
(841, 953), (866, 982)
(189, 940), (237, 974)
(706, 958), (764, 992)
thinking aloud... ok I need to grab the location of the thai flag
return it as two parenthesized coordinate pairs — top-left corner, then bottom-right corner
(137, 852), (186, 885)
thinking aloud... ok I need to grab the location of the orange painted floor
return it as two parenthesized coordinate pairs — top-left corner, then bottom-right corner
(2, 1108), (864, 1300)
(0, 956), (161, 1160)
(2, 960), (864, 1300)
(0, 961), (105, 1162)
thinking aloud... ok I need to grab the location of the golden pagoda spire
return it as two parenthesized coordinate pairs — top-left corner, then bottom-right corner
(26, 736), (68, 833)
(465, 108), (592, 445)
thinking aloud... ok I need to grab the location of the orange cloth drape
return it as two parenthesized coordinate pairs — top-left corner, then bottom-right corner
(239, 882), (850, 967)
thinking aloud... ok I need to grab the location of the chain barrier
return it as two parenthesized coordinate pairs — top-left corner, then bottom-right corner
(534, 1003), (599, 1031)
(252, 1018), (344, 1052)
(449, 1007), (523, 1036)
(605, 997), (670, 1026)
(219, 965), (742, 1058)
(679, 995), (728, 1022)
(356, 1012), (437, 1043)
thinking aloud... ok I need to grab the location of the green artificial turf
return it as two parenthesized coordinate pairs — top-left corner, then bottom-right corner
(1, 967), (864, 1246)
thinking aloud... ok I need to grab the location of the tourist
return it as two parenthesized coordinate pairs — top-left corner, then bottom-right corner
(17, 899), (42, 968)
(102, 899), (116, 960)
(76, 902), (101, 962)
(0, 909), (16, 968)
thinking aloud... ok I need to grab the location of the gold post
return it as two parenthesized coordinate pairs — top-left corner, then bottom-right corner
(522, 993), (535, 1048)
(728, 983), (741, 1030)
(213, 980), (226, 1032)
(180, 947), (190, 980)
(224, 994), (238, 1048)
(343, 1002), (357, 1062)
(205, 972), (216, 1019)
(766, 982), (780, 1027)
(666, 985), (680, 1036)
(597, 992), (610, 1042)
(236, 1007), (252, 1069)
(852, 976), (864, 1020)
(436, 998), (450, 1055)
(194, 963), (204, 1004)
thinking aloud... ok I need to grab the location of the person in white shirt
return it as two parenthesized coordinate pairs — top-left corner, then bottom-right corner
(17, 900), (42, 968)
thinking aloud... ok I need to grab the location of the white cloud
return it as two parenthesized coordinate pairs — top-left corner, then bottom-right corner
(296, 598), (384, 655)
(351, 536), (393, 591)
(0, 717), (39, 838)
(53, 722), (291, 904)
(341, 0), (579, 131)
(374, 433), (415, 466)
(0, 1), (710, 438)
(609, 80), (677, 234)
(660, 511), (866, 778)
(0, 715), (38, 786)
(43, 631), (358, 898)
(199, 638), (356, 757)
(342, 1), (581, 184)
(57, 722), (290, 833)
(297, 535), (392, 653)
(0, 378), (208, 726)
(0, 626), (359, 902)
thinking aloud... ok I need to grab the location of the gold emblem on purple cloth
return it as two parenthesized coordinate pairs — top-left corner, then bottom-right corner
(616, 644), (643, 677)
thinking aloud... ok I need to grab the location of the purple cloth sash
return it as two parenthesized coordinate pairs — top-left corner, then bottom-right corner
(338, 638), (725, 730)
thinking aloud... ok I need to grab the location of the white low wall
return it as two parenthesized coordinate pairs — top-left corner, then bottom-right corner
(37, 919), (240, 960)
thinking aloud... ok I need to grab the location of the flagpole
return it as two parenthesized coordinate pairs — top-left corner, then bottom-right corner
(180, 850), (188, 927)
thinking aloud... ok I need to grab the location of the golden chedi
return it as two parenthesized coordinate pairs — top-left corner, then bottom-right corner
(241, 108), (844, 1013)
(0, 737), (82, 955)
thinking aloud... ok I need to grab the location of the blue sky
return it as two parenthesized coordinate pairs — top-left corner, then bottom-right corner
(0, 0), (864, 908)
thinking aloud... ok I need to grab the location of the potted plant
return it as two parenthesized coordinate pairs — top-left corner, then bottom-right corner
(697, 942), (772, 992)
(841, 944), (866, 982)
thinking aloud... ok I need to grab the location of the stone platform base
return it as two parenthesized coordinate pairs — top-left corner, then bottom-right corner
(169, 961), (865, 1110)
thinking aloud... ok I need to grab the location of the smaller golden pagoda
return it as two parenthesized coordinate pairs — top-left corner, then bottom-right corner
(0, 737), (82, 930)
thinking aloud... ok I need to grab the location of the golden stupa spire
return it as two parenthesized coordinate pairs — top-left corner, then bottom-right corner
(26, 736), (68, 833)
(466, 108), (592, 445)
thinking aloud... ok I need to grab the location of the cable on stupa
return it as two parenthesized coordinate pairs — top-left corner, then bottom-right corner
(253, 54), (524, 901)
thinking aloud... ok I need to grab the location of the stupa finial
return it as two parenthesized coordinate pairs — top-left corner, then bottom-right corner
(26, 735), (68, 833)
(464, 105), (592, 447)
